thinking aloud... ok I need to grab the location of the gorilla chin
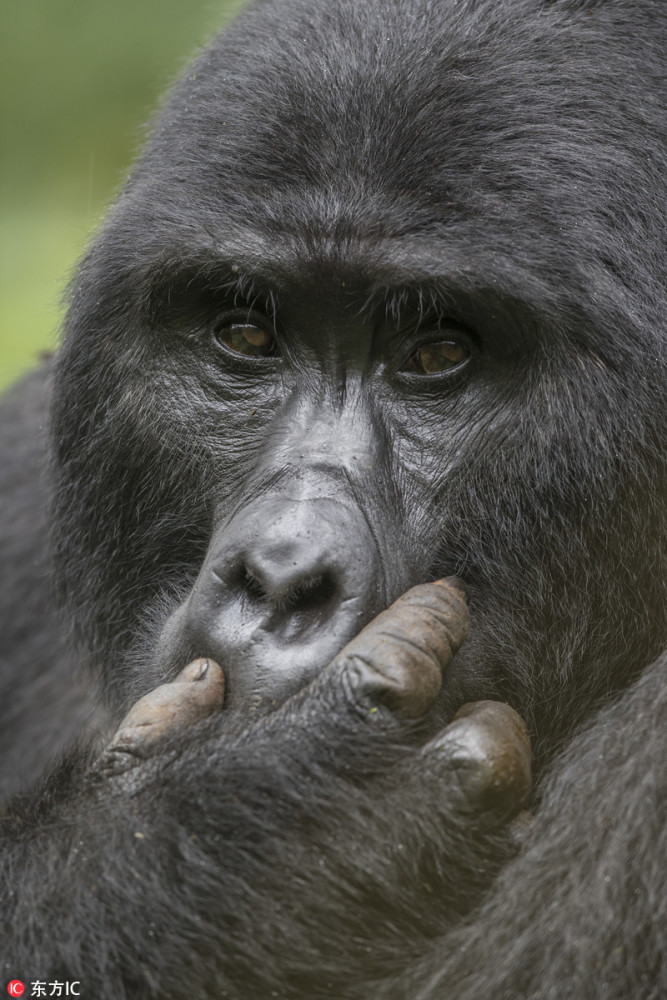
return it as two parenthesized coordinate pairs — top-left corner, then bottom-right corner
(0, 0), (665, 998)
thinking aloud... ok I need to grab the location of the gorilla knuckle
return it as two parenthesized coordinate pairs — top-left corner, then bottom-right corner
(429, 703), (532, 819)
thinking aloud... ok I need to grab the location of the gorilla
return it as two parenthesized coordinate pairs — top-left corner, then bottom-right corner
(1, 0), (665, 997)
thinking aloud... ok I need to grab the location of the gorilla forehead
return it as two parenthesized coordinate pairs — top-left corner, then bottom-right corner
(137, 0), (647, 209)
(102, 0), (664, 356)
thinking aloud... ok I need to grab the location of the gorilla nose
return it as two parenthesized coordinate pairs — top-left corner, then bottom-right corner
(174, 498), (385, 710)
(229, 539), (341, 640)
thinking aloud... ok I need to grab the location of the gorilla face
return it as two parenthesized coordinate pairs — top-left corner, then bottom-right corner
(51, 0), (667, 765)
(151, 276), (483, 713)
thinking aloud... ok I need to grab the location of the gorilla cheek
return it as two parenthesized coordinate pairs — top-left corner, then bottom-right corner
(155, 495), (387, 711)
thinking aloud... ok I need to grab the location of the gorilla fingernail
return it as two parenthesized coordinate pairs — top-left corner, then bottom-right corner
(181, 658), (209, 682)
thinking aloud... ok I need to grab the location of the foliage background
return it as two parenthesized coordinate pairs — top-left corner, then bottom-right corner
(0, 0), (241, 390)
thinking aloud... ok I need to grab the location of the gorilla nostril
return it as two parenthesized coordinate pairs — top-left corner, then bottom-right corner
(277, 573), (338, 614)
(273, 572), (340, 641)
(237, 563), (268, 604)
(231, 558), (339, 620)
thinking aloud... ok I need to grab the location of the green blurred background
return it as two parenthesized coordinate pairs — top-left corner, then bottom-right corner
(0, 0), (242, 390)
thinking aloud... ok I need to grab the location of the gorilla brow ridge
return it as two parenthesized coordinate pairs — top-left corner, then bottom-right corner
(142, 247), (280, 328)
(359, 283), (462, 333)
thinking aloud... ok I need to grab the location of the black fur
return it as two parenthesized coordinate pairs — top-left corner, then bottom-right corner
(1, 0), (665, 997)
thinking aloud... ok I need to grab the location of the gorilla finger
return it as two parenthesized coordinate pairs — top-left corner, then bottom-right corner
(330, 578), (469, 718)
(421, 701), (532, 826)
(97, 658), (225, 775)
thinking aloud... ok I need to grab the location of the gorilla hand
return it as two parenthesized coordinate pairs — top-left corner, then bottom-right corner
(100, 577), (530, 833)
(97, 579), (531, 831)
(3, 580), (532, 996)
(300, 577), (531, 826)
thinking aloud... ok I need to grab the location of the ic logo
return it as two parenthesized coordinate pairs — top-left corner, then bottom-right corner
(7, 984), (25, 997)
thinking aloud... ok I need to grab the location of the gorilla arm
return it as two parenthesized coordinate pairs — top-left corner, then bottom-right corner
(0, 581), (531, 999)
(388, 652), (667, 1000)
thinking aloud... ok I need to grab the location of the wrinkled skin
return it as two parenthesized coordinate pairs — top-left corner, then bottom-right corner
(0, 0), (666, 997)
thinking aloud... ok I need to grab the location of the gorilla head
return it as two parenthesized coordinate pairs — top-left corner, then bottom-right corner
(52, 0), (667, 770)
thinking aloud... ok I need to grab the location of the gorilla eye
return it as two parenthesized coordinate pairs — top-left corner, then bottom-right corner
(404, 340), (470, 375)
(213, 322), (278, 359)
